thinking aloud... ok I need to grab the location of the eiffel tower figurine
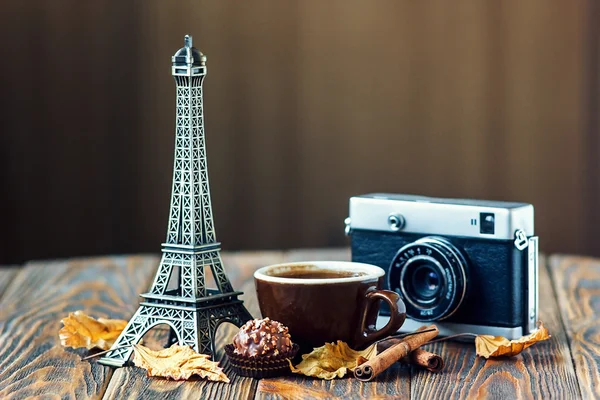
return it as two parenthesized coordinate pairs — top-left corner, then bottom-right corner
(99, 35), (253, 367)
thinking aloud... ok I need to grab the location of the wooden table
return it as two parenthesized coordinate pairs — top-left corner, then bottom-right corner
(0, 248), (598, 399)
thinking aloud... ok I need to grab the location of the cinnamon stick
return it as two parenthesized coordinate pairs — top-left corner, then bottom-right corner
(376, 330), (444, 372)
(409, 348), (444, 372)
(354, 325), (439, 382)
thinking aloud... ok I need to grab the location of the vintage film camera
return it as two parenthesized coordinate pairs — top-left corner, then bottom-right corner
(345, 193), (539, 339)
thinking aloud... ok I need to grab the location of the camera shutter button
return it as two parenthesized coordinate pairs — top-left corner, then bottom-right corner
(388, 214), (405, 231)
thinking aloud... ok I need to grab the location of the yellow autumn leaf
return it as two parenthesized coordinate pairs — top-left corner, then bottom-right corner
(475, 322), (551, 358)
(133, 344), (230, 383)
(59, 311), (127, 350)
(290, 340), (378, 380)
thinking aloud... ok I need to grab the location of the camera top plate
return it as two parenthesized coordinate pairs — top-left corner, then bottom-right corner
(347, 193), (534, 241)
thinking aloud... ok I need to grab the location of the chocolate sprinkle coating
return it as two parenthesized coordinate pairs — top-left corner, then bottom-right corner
(232, 318), (293, 358)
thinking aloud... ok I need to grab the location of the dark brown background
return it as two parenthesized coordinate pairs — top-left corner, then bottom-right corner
(0, 1), (598, 264)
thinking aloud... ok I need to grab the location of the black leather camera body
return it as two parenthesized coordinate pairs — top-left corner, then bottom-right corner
(345, 193), (539, 339)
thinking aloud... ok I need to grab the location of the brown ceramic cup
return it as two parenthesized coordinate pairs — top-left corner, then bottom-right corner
(254, 261), (406, 351)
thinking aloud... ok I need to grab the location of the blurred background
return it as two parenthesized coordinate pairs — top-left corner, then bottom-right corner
(0, 1), (598, 264)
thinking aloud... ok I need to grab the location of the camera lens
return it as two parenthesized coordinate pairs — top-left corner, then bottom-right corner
(388, 237), (468, 322)
(410, 265), (441, 301)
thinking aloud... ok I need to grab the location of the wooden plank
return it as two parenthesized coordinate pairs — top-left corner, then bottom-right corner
(102, 252), (283, 399)
(239, 276), (262, 320)
(256, 363), (410, 400)
(0, 255), (159, 399)
(283, 248), (351, 263)
(102, 322), (258, 400)
(222, 251), (287, 289)
(0, 266), (20, 301)
(549, 255), (600, 399)
(410, 257), (580, 399)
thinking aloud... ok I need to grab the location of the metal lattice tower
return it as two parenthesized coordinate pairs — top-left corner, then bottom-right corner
(99, 35), (253, 367)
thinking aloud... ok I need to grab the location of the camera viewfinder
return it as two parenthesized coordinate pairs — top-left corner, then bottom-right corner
(480, 213), (495, 234)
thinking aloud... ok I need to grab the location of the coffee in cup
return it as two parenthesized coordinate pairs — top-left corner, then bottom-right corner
(254, 261), (406, 351)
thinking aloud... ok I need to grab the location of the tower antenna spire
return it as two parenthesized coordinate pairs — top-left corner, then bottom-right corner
(184, 34), (192, 48)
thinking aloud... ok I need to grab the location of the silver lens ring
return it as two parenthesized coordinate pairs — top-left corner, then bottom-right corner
(415, 237), (468, 319)
(388, 236), (468, 321)
(399, 255), (447, 308)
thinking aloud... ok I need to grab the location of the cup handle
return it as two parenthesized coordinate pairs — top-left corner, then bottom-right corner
(355, 288), (406, 348)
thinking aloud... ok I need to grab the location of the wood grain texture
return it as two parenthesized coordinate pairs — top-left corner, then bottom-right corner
(103, 284), (260, 400)
(0, 251), (592, 400)
(256, 363), (410, 400)
(549, 255), (600, 399)
(0, 255), (159, 400)
(0, 266), (20, 301)
(221, 251), (286, 289)
(283, 248), (351, 263)
(239, 279), (261, 322)
(410, 257), (580, 400)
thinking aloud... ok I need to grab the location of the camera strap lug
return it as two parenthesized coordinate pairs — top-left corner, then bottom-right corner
(514, 229), (529, 251)
(344, 217), (352, 235)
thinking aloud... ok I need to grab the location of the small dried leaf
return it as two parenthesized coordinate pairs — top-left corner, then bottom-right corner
(476, 322), (551, 358)
(290, 340), (378, 380)
(133, 344), (229, 382)
(59, 311), (127, 350)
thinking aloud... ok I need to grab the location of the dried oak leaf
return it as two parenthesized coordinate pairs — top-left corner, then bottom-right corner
(476, 322), (551, 358)
(59, 310), (127, 350)
(290, 340), (378, 380)
(133, 344), (230, 383)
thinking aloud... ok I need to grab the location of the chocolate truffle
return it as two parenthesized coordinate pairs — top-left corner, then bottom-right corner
(232, 318), (293, 358)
